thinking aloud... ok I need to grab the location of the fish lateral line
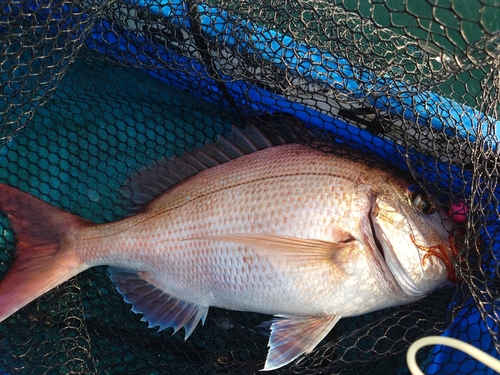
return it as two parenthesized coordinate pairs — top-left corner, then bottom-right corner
(113, 170), (363, 236)
(128, 168), (363, 216)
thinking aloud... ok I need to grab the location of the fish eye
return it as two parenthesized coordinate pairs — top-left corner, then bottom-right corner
(410, 190), (436, 214)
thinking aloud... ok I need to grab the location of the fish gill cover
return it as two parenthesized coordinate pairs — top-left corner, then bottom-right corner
(0, 0), (499, 374)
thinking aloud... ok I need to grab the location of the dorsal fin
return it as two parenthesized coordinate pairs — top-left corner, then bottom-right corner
(122, 123), (286, 214)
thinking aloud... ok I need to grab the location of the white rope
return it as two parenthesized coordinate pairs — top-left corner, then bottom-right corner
(407, 335), (500, 375)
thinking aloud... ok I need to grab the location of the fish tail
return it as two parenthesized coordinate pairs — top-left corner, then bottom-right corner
(0, 183), (88, 322)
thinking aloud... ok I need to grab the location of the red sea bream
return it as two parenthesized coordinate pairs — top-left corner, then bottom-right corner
(0, 128), (459, 370)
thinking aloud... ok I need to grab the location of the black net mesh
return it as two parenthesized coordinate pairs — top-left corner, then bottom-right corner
(0, 0), (499, 374)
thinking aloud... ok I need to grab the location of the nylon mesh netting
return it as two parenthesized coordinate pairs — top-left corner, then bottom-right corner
(1, 0), (499, 374)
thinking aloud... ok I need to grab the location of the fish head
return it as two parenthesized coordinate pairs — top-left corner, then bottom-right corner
(368, 180), (459, 297)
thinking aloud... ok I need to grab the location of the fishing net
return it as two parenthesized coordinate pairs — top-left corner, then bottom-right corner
(1, 0), (499, 373)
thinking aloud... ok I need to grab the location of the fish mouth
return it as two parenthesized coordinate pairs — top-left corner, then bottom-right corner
(369, 210), (385, 261)
(369, 206), (425, 297)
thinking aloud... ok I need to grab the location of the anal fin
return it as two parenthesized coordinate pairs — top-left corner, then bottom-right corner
(262, 314), (341, 371)
(109, 267), (208, 340)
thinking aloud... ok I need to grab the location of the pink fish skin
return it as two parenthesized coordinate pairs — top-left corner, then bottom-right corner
(0, 143), (457, 371)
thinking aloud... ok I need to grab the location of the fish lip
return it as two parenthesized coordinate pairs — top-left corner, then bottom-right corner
(370, 208), (426, 297)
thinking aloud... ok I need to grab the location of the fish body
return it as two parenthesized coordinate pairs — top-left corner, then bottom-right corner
(0, 140), (457, 370)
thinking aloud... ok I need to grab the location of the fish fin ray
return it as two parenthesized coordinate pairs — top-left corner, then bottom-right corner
(262, 314), (340, 371)
(0, 184), (86, 322)
(122, 123), (285, 214)
(187, 233), (354, 267)
(109, 267), (208, 340)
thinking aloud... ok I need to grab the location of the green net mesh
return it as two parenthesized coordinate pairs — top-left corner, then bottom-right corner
(1, 0), (499, 374)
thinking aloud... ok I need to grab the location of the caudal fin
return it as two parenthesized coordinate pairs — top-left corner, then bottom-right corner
(0, 183), (89, 322)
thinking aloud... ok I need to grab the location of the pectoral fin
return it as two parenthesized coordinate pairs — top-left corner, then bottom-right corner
(262, 314), (341, 371)
(187, 233), (354, 268)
